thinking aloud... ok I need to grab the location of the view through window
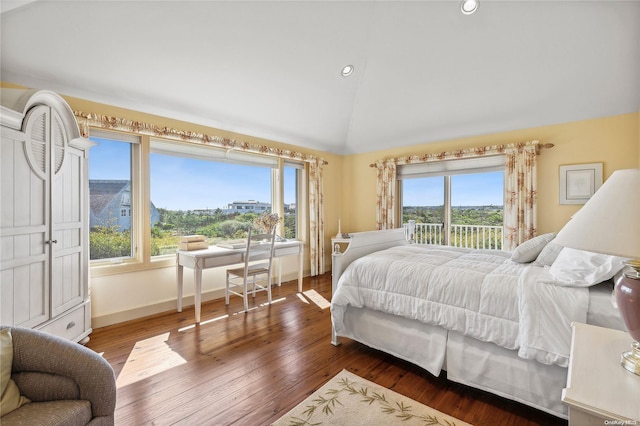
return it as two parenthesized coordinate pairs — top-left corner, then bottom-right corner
(88, 133), (138, 261)
(149, 150), (273, 255)
(283, 163), (301, 239)
(402, 171), (504, 249)
(88, 130), (302, 263)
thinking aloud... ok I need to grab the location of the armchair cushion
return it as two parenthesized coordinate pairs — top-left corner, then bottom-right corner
(1, 400), (92, 426)
(13, 372), (80, 401)
(0, 329), (30, 417)
(1, 326), (116, 426)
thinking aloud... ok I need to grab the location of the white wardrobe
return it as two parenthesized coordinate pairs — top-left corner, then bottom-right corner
(1, 89), (93, 343)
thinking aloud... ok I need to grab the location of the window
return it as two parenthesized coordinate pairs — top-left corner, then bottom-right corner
(283, 161), (303, 239)
(88, 129), (306, 272)
(88, 131), (140, 262)
(149, 139), (276, 256)
(401, 176), (445, 244)
(399, 156), (505, 249)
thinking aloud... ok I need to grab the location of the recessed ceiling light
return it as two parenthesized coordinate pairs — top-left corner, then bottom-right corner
(461, 0), (479, 15)
(341, 65), (354, 77)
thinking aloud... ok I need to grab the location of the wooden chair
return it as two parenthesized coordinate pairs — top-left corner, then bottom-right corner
(225, 227), (277, 312)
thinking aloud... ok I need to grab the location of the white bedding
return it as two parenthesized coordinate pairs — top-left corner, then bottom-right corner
(331, 244), (590, 368)
(517, 266), (588, 366)
(588, 281), (625, 330)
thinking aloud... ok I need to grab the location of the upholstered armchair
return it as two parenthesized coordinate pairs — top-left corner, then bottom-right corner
(0, 326), (116, 425)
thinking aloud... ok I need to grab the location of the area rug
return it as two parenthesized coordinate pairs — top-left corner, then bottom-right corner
(273, 369), (472, 426)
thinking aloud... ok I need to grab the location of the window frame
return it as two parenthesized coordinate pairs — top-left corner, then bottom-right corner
(87, 129), (142, 268)
(89, 129), (305, 277)
(283, 160), (303, 239)
(398, 156), (505, 248)
(148, 138), (275, 260)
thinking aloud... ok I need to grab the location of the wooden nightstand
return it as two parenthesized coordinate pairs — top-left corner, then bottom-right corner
(562, 322), (640, 425)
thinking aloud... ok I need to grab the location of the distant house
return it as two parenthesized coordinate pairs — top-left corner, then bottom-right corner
(225, 200), (271, 213)
(90, 180), (160, 231)
(221, 201), (298, 215)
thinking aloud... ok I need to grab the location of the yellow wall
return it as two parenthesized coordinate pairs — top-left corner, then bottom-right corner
(13, 86), (344, 266)
(0, 84), (346, 235)
(63, 94), (345, 257)
(341, 113), (639, 236)
(61, 96), (344, 326)
(5, 80), (637, 241)
(3, 80), (638, 326)
(1, 82), (344, 326)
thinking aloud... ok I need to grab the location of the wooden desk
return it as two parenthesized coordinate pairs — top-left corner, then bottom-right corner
(176, 240), (303, 323)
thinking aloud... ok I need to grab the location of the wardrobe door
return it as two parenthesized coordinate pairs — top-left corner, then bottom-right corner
(50, 109), (85, 316)
(0, 105), (50, 328)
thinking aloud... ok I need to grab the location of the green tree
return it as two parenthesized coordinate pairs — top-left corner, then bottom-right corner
(218, 220), (252, 238)
(89, 226), (131, 259)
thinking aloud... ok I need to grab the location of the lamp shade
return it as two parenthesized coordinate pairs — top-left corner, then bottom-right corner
(554, 168), (640, 259)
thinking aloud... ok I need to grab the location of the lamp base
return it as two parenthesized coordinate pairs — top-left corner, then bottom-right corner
(620, 341), (640, 375)
(615, 261), (640, 375)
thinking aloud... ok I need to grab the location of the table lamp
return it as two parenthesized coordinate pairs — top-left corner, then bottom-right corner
(554, 168), (640, 375)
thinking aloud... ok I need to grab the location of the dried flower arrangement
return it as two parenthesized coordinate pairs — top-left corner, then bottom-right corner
(253, 212), (280, 233)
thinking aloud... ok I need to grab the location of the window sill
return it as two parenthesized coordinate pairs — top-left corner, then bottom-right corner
(90, 256), (176, 277)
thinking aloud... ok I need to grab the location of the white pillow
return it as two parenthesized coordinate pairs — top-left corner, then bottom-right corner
(533, 242), (563, 267)
(510, 233), (556, 263)
(548, 247), (627, 287)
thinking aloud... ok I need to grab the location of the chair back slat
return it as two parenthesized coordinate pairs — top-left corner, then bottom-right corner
(226, 227), (277, 311)
(243, 227), (277, 267)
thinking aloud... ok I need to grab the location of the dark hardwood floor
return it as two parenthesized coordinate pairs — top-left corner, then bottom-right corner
(87, 273), (568, 426)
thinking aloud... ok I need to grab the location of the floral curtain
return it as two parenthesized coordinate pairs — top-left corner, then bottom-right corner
(373, 140), (541, 249)
(504, 143), (538, 251)
(74, 111), (325, 164)
(75, 110), (329, 275)
(309, 159), (325, 276)
(375, 161), (397, 230)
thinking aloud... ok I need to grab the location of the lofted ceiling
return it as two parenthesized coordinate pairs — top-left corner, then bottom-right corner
(1, 0), (639, 155)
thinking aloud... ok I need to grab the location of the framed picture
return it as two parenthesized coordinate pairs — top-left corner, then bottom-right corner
(559, 163), (603, 204)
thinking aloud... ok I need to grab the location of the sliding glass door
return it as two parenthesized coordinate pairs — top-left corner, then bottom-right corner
(401, 176), (445, 245)
(399, 158), (505, 250)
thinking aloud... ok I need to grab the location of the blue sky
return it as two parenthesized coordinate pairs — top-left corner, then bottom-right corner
(402, 172), (504, 206)
(90, 137), (503, 210)
(148, 154), (279, 210)
(89, 137), (295, 210)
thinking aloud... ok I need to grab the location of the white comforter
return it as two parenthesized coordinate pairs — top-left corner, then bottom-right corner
(331, 245), (588, 367)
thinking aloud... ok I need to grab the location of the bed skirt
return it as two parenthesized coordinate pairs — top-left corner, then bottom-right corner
(336, 306), (568, 419)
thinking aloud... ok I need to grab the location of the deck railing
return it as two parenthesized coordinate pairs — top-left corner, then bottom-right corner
(403, 222), (503, 250)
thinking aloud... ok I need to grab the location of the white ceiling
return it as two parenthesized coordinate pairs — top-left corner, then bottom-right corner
(2, 1), (639, 155)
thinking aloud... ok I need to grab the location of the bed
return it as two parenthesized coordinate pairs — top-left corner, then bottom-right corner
(330, 228), (627, 419)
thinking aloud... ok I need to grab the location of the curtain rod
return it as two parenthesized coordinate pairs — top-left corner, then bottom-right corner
(368, 142), (554, 167)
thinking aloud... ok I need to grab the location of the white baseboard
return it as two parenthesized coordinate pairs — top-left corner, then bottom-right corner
(91, 288), (226, 329)
(91, 273), (303, 329)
